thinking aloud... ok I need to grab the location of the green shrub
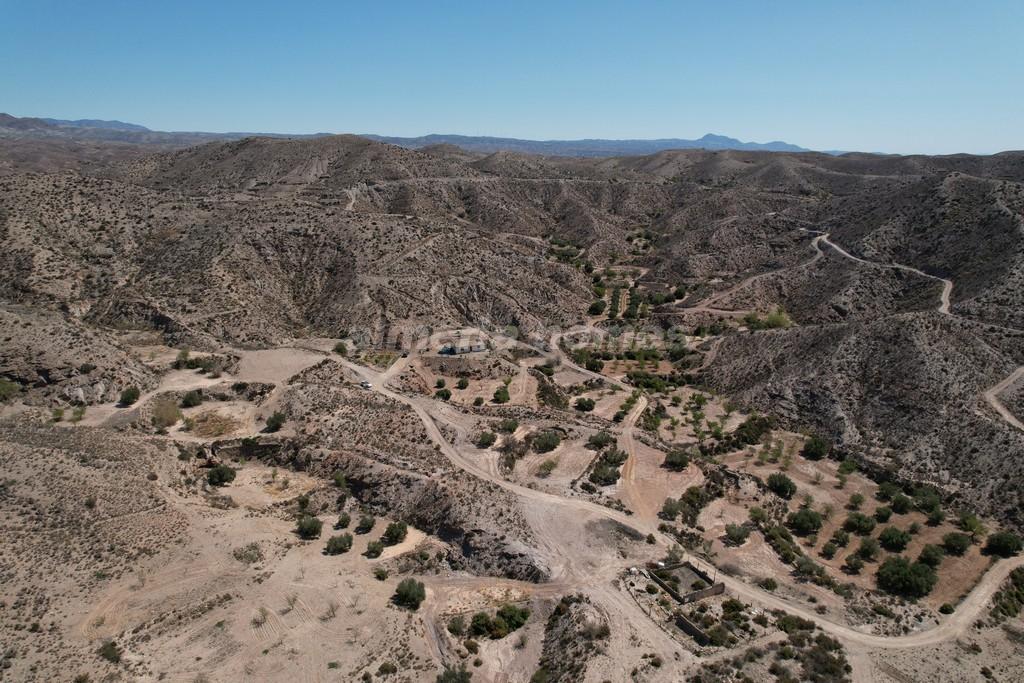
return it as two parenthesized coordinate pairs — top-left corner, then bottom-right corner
(448, 614), (466, 636)
(876, 556), (937, 598)
(587, 431), (614, 449)
(493, 386), (510, 403)
(890, 493), (912, 514)
(296, 516), (323, 539)
(918, 544), (945, 568)
(364, 540), (384, 558)
(801, 434), (829, 460)
(496, 603), (530, 632)
(538, 459), (558, 477)
(588, 300), (607, 315)
(325, 533), (353, 554)
(207, 464), (236, 487)
(333, 342), (347, 356)
(456, 377), (469, 390)
(496, 418), (519, 433)
(0, 378), (21, 402)
(663, 449), (690, 471)
(874, 506), (892, 523)
(334, 512), (351, 529)
(475, 432), (497, 448)
(786, 508), (823, 536)
(830, 529), (850, 547)
(470, 611), (493, 636)
(857, 537), (880, 561)
(393, 578), (426, 609)
(437, 666), (472, 683)
(943, 532), (971, 556)
(843, 513), (876, 535)
(589, 463), (620, 486)
(266, 411), (286, 432)
(435, 388), (452, 400)
(876, 481), (900, 501)
(97, 640), (121, 663)
(879, 526), (912, 552)
(766, 473), (797, 499)
(180, 390), (203, 408)
(355, 515), (376, 534)
(382, 521), (408, 545)
(985, 531), (1023, 557)
(725, 524), (750, 546)
(574, 397), (595, 412)
(119, 386), (140, 406)
(531, 431), (561, 453)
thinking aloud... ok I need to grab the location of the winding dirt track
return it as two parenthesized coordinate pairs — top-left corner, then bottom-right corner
(699, 233), (827, 311)
(984, 366), (1024, 432)
(617, 396), (653, 520)
(817, 234), (953, 315)
(337, 339), (1024, 658)
(814, 230), (1024, 431)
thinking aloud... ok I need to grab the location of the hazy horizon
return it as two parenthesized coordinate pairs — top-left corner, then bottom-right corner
(2, 1), (1022, 155)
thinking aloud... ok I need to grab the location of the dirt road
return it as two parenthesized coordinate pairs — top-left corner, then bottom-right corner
(816, 231), (1024, 431)
(696, 233), (827, 311)
(818, 234), (953, 315)
(618, 396), (654, 521)
(983, 366), (1024, 431)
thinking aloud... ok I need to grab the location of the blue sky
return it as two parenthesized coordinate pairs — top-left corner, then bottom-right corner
(2, 0), (1021, 154)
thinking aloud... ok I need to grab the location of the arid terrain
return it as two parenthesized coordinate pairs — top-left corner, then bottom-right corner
(2, 113), (1024, 682)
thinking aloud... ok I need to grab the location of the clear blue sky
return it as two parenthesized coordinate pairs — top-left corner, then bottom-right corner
(2, 0), (1021, 154)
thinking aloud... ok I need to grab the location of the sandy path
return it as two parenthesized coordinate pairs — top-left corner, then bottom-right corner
(618, 396), (653, 520)
(983, 366), (1024, 431)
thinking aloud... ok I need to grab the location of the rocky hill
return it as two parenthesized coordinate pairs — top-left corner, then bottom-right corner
(1, 133), (1023, 525)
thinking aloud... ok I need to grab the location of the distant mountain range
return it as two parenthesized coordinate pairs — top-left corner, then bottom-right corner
(362, 132), (831, 156)
(1, 112), (842, 156)
(40, 117), (151, 132)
